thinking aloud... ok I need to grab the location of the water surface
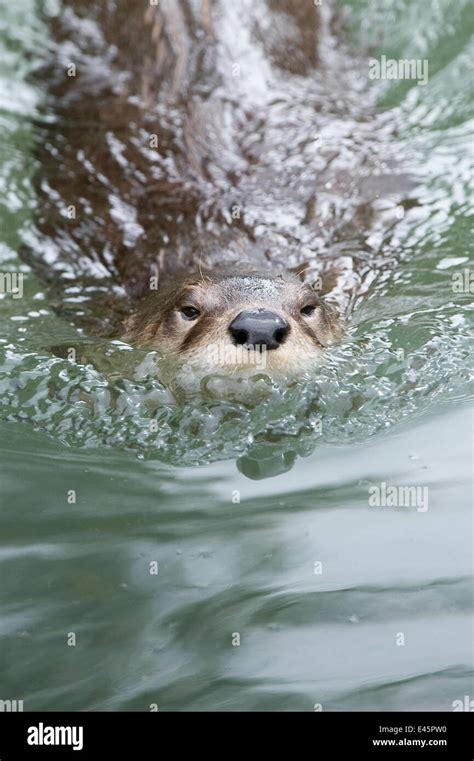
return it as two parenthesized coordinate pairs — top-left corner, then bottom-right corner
(0, 0), (472, 710)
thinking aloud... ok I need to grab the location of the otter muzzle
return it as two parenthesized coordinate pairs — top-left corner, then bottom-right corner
(229, 309), (289, 350)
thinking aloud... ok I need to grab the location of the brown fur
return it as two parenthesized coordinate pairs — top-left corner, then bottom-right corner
(27, 0), (409, 386)
(123, 267), (340, 383)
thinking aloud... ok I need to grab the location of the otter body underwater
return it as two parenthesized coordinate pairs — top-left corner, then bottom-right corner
(27, 0), (411, 394)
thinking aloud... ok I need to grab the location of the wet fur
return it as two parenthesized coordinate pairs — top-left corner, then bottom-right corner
(27, 0), (410, 385)
(123, 267), (340, 385)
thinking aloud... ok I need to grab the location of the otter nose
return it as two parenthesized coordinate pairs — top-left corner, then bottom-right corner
(229, 309), (289, 350)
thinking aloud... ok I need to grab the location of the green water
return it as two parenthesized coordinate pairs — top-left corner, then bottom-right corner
(0, 0), (472, 710)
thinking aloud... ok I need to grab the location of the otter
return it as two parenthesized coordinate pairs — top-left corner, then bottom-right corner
(123, 266), (339, 391)
(26, 0), (410, 392)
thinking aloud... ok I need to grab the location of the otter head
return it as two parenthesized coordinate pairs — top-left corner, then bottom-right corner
(123, 267), (340, 393)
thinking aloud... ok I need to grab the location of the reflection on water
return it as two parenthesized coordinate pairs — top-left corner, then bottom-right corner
(0, 0), (472, 711)
(0, 406), (472, 710)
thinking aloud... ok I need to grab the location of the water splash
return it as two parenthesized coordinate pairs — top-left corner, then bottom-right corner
(0, 0), (472, 477)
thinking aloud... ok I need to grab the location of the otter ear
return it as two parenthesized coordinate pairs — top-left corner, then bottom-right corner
(288, 262), (311, 281)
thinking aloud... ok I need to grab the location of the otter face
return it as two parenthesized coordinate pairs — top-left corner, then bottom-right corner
(123, 270), (340, 391)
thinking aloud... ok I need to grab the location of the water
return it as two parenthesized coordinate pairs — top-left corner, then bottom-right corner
(0, 0), (472, 710)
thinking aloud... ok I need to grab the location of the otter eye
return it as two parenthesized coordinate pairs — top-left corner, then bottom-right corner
(301, 304), (316, 316)
(180, 306), (200, 321)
